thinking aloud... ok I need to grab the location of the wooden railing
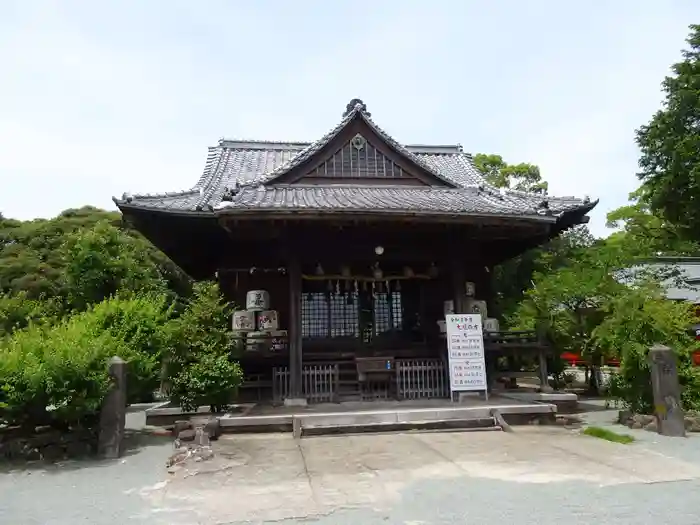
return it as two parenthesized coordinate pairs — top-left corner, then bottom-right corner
(272, 364), (340, 404)
(396, 358), (450, 400)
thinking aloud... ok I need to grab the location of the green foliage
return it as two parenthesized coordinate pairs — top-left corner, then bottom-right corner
(73, 295), (176, 403)
(0, 319), (124, 428)
(62, 221), (167, 311)
(582, 426), (635, 444)
(168, 282), (234, 362)
(509, 242), (628, 360)
(594, 282), (700, 413)
(606, 188), (699, 256)
(0, 294), (177, 426)
(636, 25), (700, 240)
(171, 354), (242, 412)
(167, 282), (242, 411)
(493, 225), (596, 321)
(473, 153), (548, 194)
(0, 207), (191, 313)
(0, 292), (61, 338)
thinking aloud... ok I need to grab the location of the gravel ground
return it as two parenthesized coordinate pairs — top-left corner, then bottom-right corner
(2, 405), (700, 525)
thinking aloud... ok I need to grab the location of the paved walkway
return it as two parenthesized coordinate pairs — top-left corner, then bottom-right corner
(2, 407), (700, 524)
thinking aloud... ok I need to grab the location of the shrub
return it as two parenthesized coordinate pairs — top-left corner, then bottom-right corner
(0, 292), (62, 339)
(0, 319), (125, 429)
(0, 294), (175, 428)
(170, 354), (242, 412)
(73, 295), (175, 403)
(166, 282), (243, 411)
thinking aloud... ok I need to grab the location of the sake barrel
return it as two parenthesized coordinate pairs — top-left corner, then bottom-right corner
(246, 290), (270, 311)
(257, 310), (279, 330)
(269, 330), (288, 351)
(443, 300), (455, 316)
(465, 281), (476, 297)
(465, 298), (488, 318)
(483, 318), (500, 333)
(246, 331), (270, 352)
(232, 310), (255, 331)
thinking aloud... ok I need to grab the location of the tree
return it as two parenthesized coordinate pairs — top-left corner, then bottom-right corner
(636, 24), (700, 239)
(594, 280), (700, 413)
(0, 207), (191, 314)
(473, 153), (548, 194)
(493, 225), (596, 322)
(509, 242), (632, 393)
(606, 188), (699, 256)
(62, 221), (167, 311)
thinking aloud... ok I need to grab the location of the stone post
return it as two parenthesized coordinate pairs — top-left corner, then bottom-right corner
(98, 356), (127, 458)
(649, 344), (685, 437)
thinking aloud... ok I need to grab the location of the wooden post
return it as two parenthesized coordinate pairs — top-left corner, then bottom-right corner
(450, 259), (466, 314)
(286, 255), (306, 406)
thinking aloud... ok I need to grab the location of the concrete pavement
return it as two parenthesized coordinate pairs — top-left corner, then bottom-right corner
(3, 408), (700, 524)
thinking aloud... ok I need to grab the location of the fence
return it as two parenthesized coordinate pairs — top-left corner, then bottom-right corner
(273, 364), (339, 404)
(396, 358), (450, 400)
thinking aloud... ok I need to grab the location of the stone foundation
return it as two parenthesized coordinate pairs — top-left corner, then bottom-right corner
(619, 410), (700, 432)
(0, 425), (98, 462)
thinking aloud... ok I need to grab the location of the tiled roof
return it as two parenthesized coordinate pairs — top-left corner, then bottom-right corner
(115, 100), (596, 221)
(213, 185), (587, 220)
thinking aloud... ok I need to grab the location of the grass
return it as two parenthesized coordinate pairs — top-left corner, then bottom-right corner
(582, 426), (635, 444)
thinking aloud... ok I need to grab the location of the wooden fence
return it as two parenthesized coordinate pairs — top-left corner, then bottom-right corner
(273, 364), (339, 404)
(396, 358), (450, 400)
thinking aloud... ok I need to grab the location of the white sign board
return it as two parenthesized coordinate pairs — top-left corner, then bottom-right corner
(445, 314), (487, 391)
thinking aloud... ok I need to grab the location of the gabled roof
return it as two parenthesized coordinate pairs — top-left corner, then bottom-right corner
(114, 99), (597, 223)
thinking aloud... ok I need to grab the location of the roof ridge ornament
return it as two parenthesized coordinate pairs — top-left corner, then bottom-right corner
(343, 98), (370, 118)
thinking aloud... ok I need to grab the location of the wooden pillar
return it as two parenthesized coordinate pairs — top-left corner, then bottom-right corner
(286, 255), (305, 405)
(450, 258), (466, 314)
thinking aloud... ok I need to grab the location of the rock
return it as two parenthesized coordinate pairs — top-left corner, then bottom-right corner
(644, 419), (658, 432)
(41, 444), (65, 462)
(685, 415), (700, 432)
(29, 430), (63, 448)
(177, 429), (196, 442)
(173, 420), (192, 435)
(194, 427), (210, 447)
(631, 421), (643, 429)
(204, 419), (221, 441)
(166, 449), (190, 467)
(65, 440), (92, 458)
(25, 447), (42, 461)
(193, 446), (214, 462)
(618, 410), (632, 425)
(640, 414), (655, 426)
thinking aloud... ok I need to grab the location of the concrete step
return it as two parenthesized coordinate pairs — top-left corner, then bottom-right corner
(218, 403), (556, 435)
(298, 415), (501, 437)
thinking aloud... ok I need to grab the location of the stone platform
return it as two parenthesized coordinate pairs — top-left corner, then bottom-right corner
(215, 397), (557, 436)
(500, 391), (579, 413)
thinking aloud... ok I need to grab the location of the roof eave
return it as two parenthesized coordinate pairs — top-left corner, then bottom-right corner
(214, 206), (559, 223)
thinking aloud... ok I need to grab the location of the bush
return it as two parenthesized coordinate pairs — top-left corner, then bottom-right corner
(0, 294), (175, 428)
(73, 295), (175, 403)
(0, 292), (62, 339)
(0, 320), (125, 429)
(166, 282), (243, 411)
(170, 354), (242, 412)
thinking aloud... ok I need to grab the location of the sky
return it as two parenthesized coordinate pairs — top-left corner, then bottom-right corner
(1, 0), (699, 237)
